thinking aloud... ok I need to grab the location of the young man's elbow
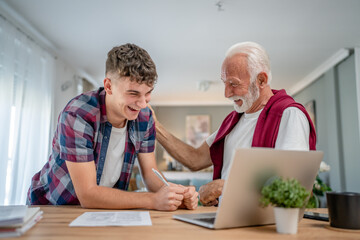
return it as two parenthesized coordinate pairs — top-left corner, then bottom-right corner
(79, 201), (90, 209)
(76, 188), (97, 209)
(78, 196), (99, 209)
(78, 195), (93, 208)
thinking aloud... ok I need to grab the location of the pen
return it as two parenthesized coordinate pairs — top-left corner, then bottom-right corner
(152, 168), (169, 186)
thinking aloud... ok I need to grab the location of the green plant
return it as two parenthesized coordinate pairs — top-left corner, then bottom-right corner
(260, 177), (310, 208)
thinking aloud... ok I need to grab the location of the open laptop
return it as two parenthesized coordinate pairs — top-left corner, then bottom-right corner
(173, 148), (323, 229)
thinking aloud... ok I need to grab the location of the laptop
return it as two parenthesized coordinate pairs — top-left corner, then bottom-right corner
(173, 148), (323, 229)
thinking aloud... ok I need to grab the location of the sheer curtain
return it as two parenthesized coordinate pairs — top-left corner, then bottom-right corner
(0, 16), (54, 205)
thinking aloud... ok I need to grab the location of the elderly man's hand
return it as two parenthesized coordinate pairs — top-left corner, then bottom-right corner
(147, 104), (158, 123)
(199, 179), (225, 206)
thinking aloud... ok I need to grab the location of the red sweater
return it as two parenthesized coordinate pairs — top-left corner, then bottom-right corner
(209, 89), (316, 180)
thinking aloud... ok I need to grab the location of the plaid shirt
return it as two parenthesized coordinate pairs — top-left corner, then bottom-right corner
(27, 87), (155, 205)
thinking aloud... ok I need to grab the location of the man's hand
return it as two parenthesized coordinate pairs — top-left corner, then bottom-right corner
(199, 179), (225, 206)
(147, 104), (158, 123)
(152, 184), (185, 211)
(180, 185), (199, 210)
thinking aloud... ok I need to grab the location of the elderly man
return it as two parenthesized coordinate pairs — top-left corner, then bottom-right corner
(152, 41), (316, 206)
(27, 43), (198, 210)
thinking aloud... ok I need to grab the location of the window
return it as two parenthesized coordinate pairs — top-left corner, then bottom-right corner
(0, 16), (54, 205)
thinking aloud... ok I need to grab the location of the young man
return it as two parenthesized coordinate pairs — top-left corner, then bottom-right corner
(27, 43), (198, 211)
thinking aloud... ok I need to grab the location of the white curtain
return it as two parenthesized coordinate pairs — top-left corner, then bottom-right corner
(0, 16), (54, 205)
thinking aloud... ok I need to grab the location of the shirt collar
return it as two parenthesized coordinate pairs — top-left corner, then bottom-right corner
(98, 87), (108, 124)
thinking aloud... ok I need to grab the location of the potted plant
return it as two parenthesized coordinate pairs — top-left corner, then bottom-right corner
(260, 177), (310, 234)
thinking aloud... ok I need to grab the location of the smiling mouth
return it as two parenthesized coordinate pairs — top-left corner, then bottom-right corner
(128, 106), (140, 112)
(234, 99), (242, 105)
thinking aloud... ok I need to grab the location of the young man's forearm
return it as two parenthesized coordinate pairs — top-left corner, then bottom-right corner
(155, 121), (212, 171)
(79, 186), (155, 209)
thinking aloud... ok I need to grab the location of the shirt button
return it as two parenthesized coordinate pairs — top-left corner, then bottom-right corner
(104, 136), (108, 139)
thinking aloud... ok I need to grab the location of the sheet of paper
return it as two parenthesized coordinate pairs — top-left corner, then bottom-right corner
(69, 211), (152, 227)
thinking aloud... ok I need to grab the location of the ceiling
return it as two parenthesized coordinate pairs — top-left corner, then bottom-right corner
(2, 0), (360, 105)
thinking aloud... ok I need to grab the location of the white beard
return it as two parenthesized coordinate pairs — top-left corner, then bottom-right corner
(229, 82), (260, 113)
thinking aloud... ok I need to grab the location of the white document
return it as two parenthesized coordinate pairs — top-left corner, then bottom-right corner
(69, 211), (152, 227)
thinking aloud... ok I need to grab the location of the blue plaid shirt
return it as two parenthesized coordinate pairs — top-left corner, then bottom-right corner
(27, 87), (155, 205)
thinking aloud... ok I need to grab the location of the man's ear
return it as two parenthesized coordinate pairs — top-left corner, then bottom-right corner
(103, 78), (112, 94)
(256, 72), (268, 88)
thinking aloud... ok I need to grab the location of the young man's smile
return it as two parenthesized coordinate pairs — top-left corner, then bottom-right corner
(104, 76), (153, 127)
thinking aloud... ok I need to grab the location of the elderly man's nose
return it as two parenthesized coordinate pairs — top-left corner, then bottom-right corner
(225, 85), (233, 98)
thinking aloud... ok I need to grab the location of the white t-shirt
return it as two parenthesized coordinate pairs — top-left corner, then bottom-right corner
(206, 107), (310, 179)
(99, 123), (127, 187)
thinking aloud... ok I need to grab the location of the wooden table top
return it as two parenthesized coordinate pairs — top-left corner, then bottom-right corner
(8, 206), (360, 240)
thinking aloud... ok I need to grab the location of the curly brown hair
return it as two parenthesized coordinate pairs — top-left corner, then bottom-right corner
(105, 43), (157, 86)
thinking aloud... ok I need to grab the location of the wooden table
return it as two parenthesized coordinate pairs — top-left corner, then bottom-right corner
(9, 206), (360, 240)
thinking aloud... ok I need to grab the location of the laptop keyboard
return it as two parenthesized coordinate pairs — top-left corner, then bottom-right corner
(196, 217), (215, 224)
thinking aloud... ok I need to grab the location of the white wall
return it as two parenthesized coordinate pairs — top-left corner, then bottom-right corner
(52, 58), (79, 131)
(294, 53), (360, 193)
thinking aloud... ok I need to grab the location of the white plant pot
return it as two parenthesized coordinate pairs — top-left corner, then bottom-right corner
(274, 207), (300, 234)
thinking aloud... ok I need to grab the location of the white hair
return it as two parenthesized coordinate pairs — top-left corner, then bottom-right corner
(225, 41), (272, 84)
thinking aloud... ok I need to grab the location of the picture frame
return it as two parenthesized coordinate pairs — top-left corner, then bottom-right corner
(185, 115), (210, 148)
